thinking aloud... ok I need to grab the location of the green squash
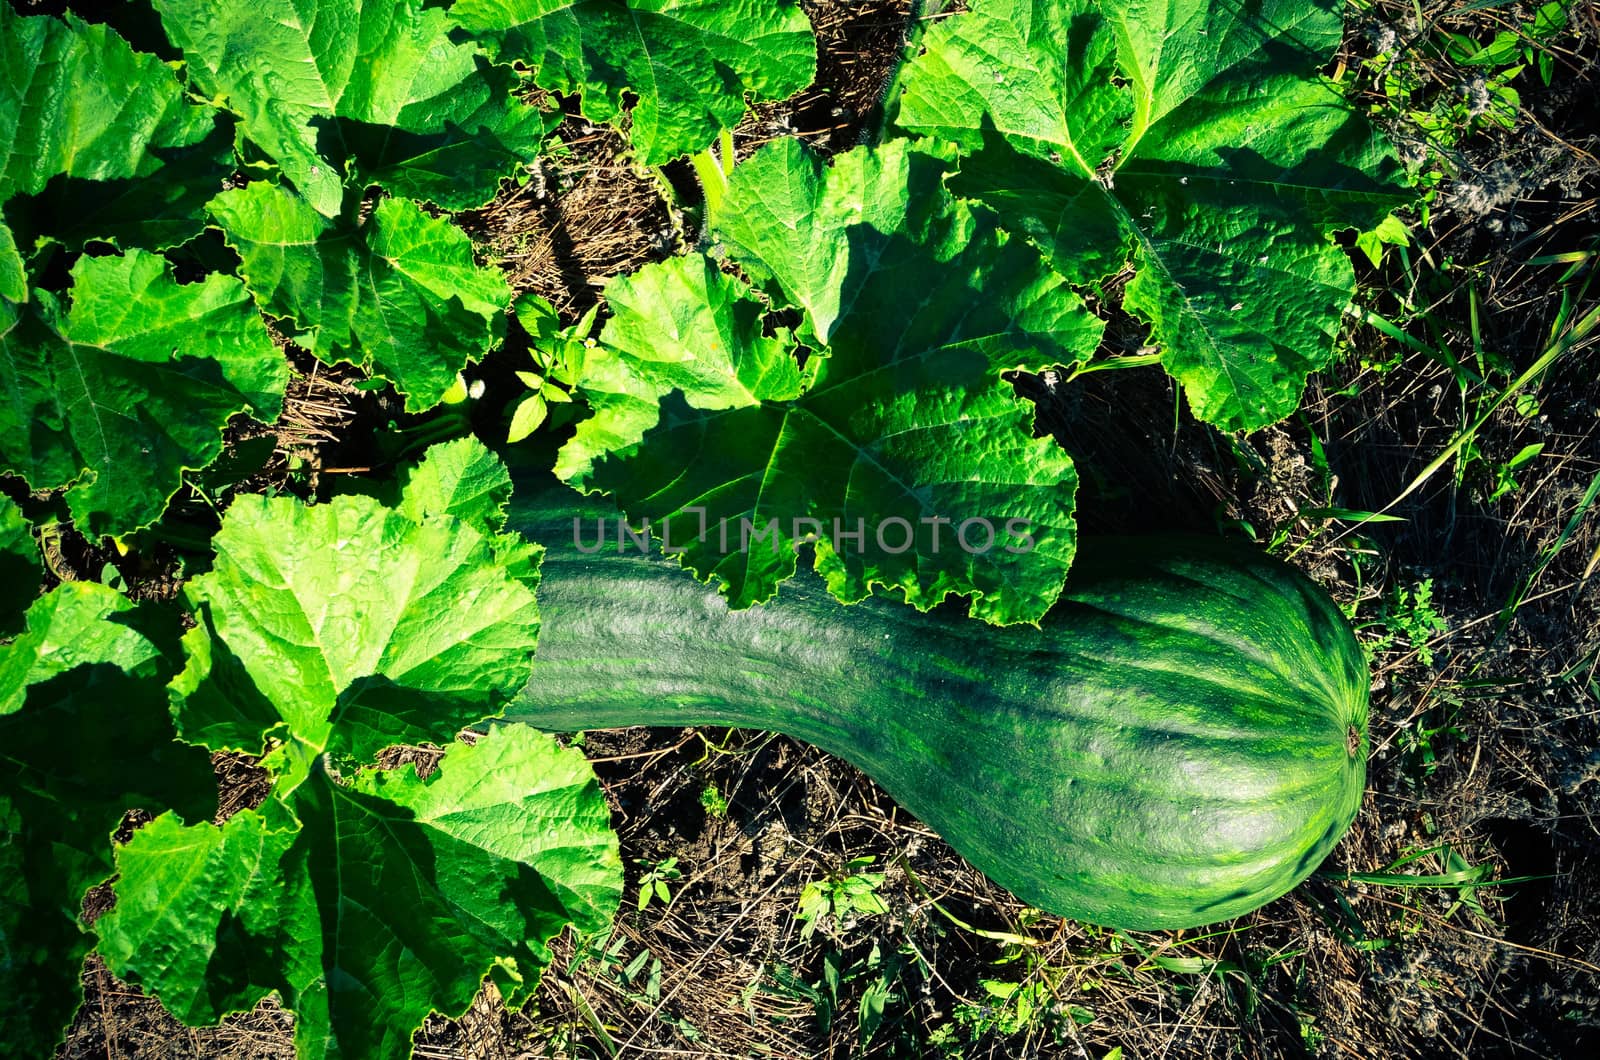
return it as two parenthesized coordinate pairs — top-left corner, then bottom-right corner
(504, 482), (1368, 929)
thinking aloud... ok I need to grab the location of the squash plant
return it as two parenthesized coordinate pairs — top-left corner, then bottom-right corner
(0, 0), (1403, 1055)
(546, 0), (1408, 623)
(1, 440), (623, 1059)
(892, 0), (1410, 431)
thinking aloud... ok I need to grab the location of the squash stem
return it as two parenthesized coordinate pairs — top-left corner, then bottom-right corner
(688, 127), (736, 218)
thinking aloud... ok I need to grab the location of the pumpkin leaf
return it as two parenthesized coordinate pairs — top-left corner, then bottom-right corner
(153, 0), (549, 215)
(3, 119), (236, 258)
(557, 140), (1099, 625)
(449, 0), (816, 163)
(0, 251), (284, 536)
(0, 585), (213, 1058)
(893, 0), (1409, 430)
(0, 8), (212, 202)
(0, 496), (41, 634)
(211, 183), (510, 412)
(99, 725), (620, 1059)
(174, 488), (540, 765)
(97, 456), (617, 1059)
(0, 223), (22, 303)
(0, 9), (224, 288)
(396, 435), (516, 536)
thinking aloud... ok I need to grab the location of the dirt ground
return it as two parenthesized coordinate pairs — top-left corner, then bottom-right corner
(55, 0), (1600, 1057)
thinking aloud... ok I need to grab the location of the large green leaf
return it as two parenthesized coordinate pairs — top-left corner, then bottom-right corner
(396, 435), (515, 535)
(554, 253), (800, 484)
(398, 436), (544, 594)
(559, 140), (1099, 625)
(100, 725), (620, 1059)
(212, 182), (511, 411)
(99, 466), (618, 1059)
(893, 0), (1408, 431)
(0, 8), (212, 202)
(0, 496), (41, 634)
(0, 222), (23, 304)
(0, 585), (215, 1058)
(96, 800), (297, 1027)
(0, 250), (285, 536)
(0, 581), (173, 715)
(708, 137), (932, 347)
(450, 0), (816, 163)
(0, 10), (224, 282)
(154, 0), (551, 215)
(2, 120), (236, 260)
(175, 488), (541, 763)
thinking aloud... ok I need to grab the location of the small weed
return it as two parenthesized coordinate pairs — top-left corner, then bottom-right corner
(1365, 577), (1450, 664)
(505, 294), (597, 443)
(1117, 933), (1300, 1020)
(759, 939), (921, 1051)
(1347, 243), (1598, 529)
(1289, 963), (1329, 1049)
(1483, 441), (1545, 502)
(931, 909), (1099, 1049)
(635, 855), (681, 912)
(951, 975), (1093, 1041)
(796, 856), (889, 941)
(1500, 468), (1600, 630)
(1352, 0), (1570, 207)
(568, 933), (703, 1045)
(746, 856), (942, 1052)
(1394, 698), (1466, 781)
(698, 782), (729, 819)
(1319, 841), (1547, 945)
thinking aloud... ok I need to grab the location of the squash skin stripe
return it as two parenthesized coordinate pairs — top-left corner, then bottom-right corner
(503, 480), (1368, 930)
